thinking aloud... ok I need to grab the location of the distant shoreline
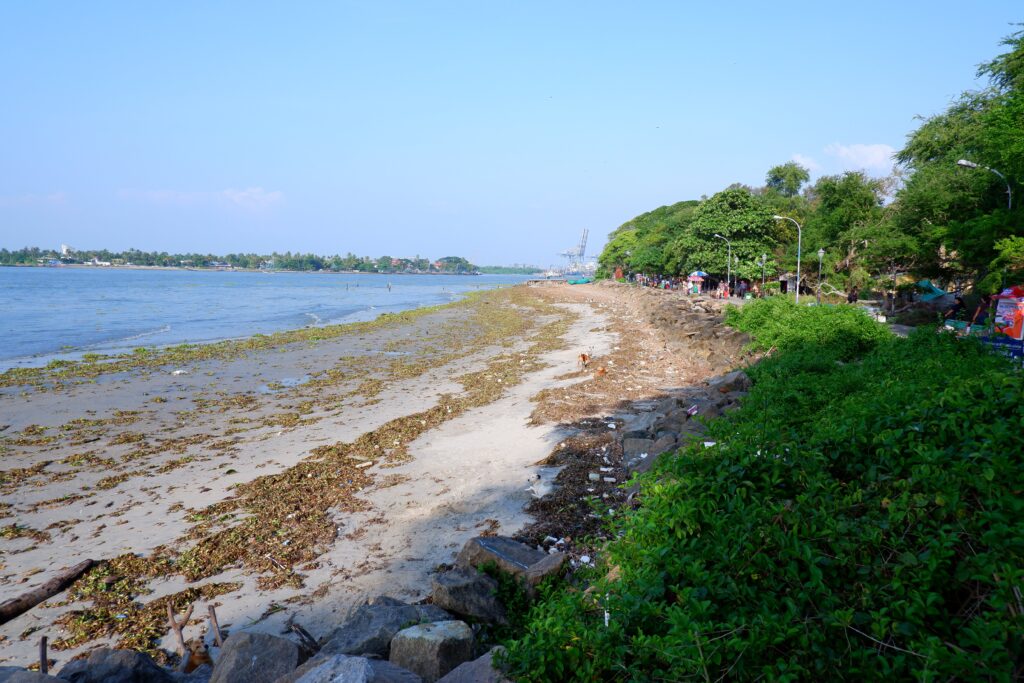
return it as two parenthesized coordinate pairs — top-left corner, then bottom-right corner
(0, 263), (512, 276)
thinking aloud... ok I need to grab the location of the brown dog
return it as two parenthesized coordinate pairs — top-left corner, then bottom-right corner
(578, 352), (591, 369)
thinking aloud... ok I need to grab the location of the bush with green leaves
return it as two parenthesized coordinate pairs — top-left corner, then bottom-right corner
(501, 303), (1023, 681)
(724, 296), (891, 360)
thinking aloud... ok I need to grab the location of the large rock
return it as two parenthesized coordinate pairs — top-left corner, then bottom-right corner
(5, 673), (62, 683)
(57, 649), (174, 683)
(522, 552), (567, 587)
(455, 537), (547, 577)
(171, 664), (212, 683)
(210, 632), (305, 683)
(430, 568), (506, 624)
(621, 438), (655, 459)
(455, 537), (565, 591)
(436, 647), (510, 683)
(708, 370), (751, 394)
(389, 621), (473, 683)
(320, 601), (452, 658)
(276, 654), (421, 683)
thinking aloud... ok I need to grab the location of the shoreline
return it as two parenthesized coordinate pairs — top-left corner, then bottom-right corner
(0, 282), (738, 669)
(0, 285), (602, 665)
(0, 263), (524, 276)
(0, 279), (523, 374)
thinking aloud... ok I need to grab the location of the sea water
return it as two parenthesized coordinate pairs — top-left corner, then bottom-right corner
(0, 267), (530, 369)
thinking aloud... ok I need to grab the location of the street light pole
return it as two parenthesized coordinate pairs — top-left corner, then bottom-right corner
(759, 253), (767, 291)
(773, 216), (802, 304)
(957, 159), (1012, 210)
(817, 248), (825, 305)
(713, 234), (731, 297)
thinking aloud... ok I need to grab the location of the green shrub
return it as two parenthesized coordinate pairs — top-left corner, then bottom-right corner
(502, 308), (1023, 680)
(724, 297), (890, 360)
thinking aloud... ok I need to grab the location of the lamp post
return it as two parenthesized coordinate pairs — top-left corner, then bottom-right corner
(816, 248), (825, 305)
(759, 253), (767, 291)
(773, 215), (802, 304)
(957, 159), (1012, 210)
(713, 234), (731, 297)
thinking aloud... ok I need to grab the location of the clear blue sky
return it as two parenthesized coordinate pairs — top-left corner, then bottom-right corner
(0, 2), (1019, 266)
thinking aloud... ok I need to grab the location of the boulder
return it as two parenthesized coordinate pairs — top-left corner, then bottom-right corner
(57, 649), (173, 683)
(171, 664), (212, 683)
(650, 434), (677, 456)
(522, 552), (567, 587)
(430, 568), (506, 624)
(455, 537), (546, 577)
(389, 621), (473, 683)
(210, 632), (305, 683)
(620, 411), (660, 435)
(621, 438), (655, 459)
(707, 370), (751, 394)
(6, 673), (62, 683)
(436, 647), (510, 683)
(276, 654), (421, 683)
(320, 602), (452, 658)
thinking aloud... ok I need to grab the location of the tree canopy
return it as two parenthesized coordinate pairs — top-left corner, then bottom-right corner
(596, 29), (1024, 296)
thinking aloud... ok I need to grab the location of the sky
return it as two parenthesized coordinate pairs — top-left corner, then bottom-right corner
(0, 2), (1020, 266)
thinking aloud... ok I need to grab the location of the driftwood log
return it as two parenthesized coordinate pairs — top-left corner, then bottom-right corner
(0, 559), (94, 626)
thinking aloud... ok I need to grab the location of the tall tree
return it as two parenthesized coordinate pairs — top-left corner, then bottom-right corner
(668, 188), (778, 281)
(765, 161), (811, 198)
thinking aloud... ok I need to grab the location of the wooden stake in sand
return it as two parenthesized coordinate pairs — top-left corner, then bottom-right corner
(39, 635), (48, 675)
(167, 602), (194, 671)
(207, 605), (224, 648)
(0, 559), (94, 626)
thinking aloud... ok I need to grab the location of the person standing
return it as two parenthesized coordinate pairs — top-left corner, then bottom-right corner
(847, 286), (859, 304)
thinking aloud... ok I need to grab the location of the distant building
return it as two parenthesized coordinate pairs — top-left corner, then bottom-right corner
(60, 244), (73, 256)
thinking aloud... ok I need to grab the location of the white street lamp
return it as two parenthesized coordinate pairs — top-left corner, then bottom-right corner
(773, 215), (802, 304)
(957, 159), (1012, 210)
(713, 234), (731, 297)
(817, 248), (825, 305)
(759, 253), (767, 291)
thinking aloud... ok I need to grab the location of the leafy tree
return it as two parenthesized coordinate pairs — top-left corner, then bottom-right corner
(765, 161), (810, 198)
(667, 188), (777, 281)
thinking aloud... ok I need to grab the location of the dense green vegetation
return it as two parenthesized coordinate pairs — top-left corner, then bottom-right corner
(598, 30), (1024, 298)
(0, 247), (478, 273)
(502, 300), (1023, 680)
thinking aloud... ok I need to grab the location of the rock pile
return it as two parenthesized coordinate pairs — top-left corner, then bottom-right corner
(3, 536), (563, 683)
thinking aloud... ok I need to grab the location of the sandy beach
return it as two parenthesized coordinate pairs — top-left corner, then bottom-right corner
(0, 282), (742, 668)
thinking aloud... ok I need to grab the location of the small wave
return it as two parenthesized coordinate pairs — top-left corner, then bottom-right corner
(117, 324), (172, 343)
(304, 312), (323, 325)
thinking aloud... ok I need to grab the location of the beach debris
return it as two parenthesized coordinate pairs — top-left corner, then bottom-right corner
(588, 472), (601, 482)
(165, 602), (193, 669)
(606, 423), (616, 430)
(686, 404), (699, 416)
(703, 441), (716, 448)
(170, 369), (188, 376)
(0, 558), (95, 626)
(355, 461), (374, 469)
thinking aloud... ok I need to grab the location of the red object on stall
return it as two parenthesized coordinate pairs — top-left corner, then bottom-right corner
(993, 285), (1024, 341)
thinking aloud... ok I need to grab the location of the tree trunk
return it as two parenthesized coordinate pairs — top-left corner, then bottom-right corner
(0, 559), (94, 625)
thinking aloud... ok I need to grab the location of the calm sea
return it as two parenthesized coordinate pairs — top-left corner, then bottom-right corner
(0, 267), (531, 369)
